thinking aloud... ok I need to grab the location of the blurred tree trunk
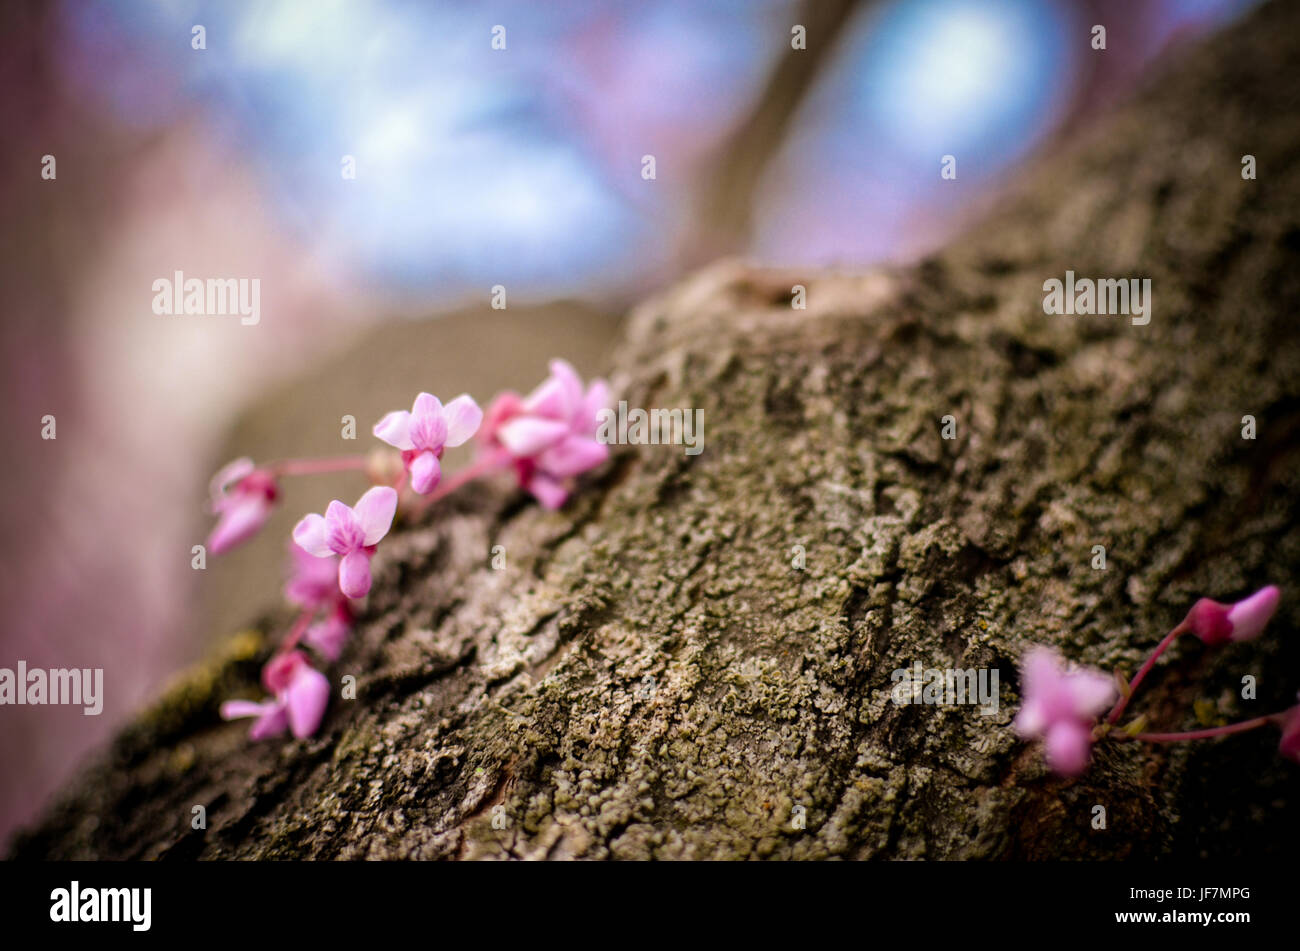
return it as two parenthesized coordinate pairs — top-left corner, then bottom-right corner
(682, 0), (865, 266)
(13, 0), (1300, 860)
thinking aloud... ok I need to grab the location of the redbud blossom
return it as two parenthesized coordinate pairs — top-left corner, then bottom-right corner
(479, 359), (610, 509)
(373, 393), (482, 494)
(219, 650), (330, 740)
(1013, 647), (1116, 776)
(207, 458), (279, 554)
(292, 487), (398, 599)
(1185, 585), (1280, 646)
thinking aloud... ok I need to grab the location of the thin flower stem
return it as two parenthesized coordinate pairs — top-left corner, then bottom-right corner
(1107, 621), (1188, 724)
(1119, 716), (1277, 743)
(278, 608), (315, 653)
(270, 456), (371, 478)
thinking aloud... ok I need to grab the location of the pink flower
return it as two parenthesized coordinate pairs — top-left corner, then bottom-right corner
(284, 544), (342, 610)
(373, 393), (482, 494)
(303, 606), (352, 662)
(1279, 695), (1300, 764)
(219, 650), (330, 740)
(478, 359), (610, 509)
(207, 458), (279, 554)
(1185, 585), (1280, 646)
(1013, 647), (1117, 777)
(292, 487), (398, 599)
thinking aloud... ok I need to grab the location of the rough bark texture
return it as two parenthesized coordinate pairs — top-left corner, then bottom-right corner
(14, 0), (1300, 860)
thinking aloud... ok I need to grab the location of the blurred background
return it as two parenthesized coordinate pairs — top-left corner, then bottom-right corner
(0, 0), (1259, 849)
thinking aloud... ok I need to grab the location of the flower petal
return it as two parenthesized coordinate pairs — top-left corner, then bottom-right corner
(248, 704), (290, 741)
(497, 417), (569, 457)
(548, 359), (584, 413)
(208, 495), (273, 554)
(412, 391), (443, 421)
(526, 472), (569, 510)
(284, 664), (331, 738)
(304, 614), (351, 662)
(479, 391), (523, 444)
(220, 699), (274, 721)
(579, 380), (611, 433)
(1012, 701), (1046, 740)
(442, 394), (483, 447)
(1020, 649), (1065, 722)
(409, 396), (448, 450)
(1065, 668), (1117, 719)
(221, 698), (288, 740)
(1227, 585), (1280, 642)
(209, 457), (255, 506)
(539, 434), (608, 478)
(285, 547), (340, 608)
(354, 486), (398, 545)
(372, 410), (414, 450)
(522, 361), (581, 420)
(325, 500), (366, 553)
(409, 450), (442, 495)
(292, 513), (334, 557)
(338, 549), (373, 599)
(1044, 721), (1093, 777)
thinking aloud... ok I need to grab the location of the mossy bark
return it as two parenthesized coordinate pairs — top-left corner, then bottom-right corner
(14, 0), (1300, 860)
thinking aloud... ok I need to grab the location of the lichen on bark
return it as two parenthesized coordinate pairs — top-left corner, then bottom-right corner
(13, 0), (1300, 860)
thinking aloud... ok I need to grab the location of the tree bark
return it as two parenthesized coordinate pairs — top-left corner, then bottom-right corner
(14, 0), (1300, 860)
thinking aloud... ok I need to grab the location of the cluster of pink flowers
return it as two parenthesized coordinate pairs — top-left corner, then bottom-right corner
(212, 360), (610, 741)
(1015, 585), (1297, 776)
(478, 359), (610, 510)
